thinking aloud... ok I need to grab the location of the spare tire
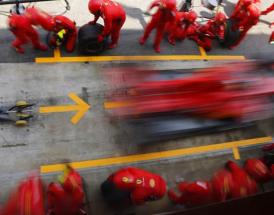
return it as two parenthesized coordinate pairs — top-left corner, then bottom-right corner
(78, 23), (108, 55)
(219, 19), (241, 48)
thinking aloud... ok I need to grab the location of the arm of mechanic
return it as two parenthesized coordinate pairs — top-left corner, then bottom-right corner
(261, 3), (274, 15)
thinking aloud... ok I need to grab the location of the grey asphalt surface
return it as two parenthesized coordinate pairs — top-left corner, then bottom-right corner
(0, 0), (273, 215)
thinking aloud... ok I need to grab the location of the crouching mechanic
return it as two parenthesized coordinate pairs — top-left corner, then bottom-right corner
(88, 0), (126, 49)
(165, 10), (198, 47)
(25, 7), (77, 52)
(101, 167), (166, 205)
(203, 12), (226, 42)
(49, 15), (78, 52)
(47, 164), (86, 215)
(188, 12), (227, 51)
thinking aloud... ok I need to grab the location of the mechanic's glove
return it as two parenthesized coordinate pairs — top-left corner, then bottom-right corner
(98, 35), (104, 42)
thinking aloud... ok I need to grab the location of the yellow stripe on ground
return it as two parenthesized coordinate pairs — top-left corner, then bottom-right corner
(104, 101), (131, 109)
(35, 54), (246, 63)
(54, 48), (61, 58)
(40, 136), (272, 174)
(232, 147), (241, 160)
(199, 46), (207, 57)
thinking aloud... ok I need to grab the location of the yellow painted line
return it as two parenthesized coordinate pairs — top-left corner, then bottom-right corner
(205, 55), (246, 60)
(39, 92), (90, 124)
(40, 136), (272, 174)
(199, 46), (207, 57)
(232, 147), (241, 160)
(35, 54), (246, 63)
(54, 48), (61, 58)
(104, 101), (131, 109)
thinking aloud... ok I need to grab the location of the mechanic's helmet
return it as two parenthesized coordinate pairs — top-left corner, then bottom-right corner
(248, 4), (260, 18)
(88, 0), (103, 15)
(186, 11), (197, 23)
(162, 0), (176, 11)
(214, 12), (226, 24)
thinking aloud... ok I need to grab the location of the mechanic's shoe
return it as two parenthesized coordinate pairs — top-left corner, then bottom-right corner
(108, 43), (117, 49)
(35, 43), (48, 51)
(153, 45), (161, 53)
(139, 37), (145, 45)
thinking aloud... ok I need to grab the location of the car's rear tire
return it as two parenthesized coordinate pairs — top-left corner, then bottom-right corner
(78, 23), (108, 55)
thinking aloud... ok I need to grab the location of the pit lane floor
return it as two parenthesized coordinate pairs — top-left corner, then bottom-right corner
(0, 0), (273, 214)
(0, 62), (273, 215)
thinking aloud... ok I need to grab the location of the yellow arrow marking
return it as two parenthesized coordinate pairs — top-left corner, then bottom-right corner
(39, 93), (90, 125)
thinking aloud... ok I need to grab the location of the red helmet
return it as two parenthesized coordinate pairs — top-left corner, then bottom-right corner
(162, 0), (176, 11)
(244, 159), (271, 183)
(214, 12), (226, 24)
(186, 11), (197, 23)
(248, 4), (260, 18)
(88, 0), (103, 15)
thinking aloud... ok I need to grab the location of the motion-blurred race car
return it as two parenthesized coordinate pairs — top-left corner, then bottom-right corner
(104, 61), (274, 143)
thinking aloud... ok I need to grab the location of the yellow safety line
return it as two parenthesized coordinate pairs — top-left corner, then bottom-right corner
(104, 101), (131, 109)
(199, 46), (207, 57)
(35, 54), (246, 63)
(54, 48), (61, 58)
(232, 147), (241, 160)
(40, 136), (272, 174)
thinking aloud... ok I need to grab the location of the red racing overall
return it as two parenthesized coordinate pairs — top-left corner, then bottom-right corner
(168, 181), (214, 207)
(49, 15), (77, 53)
(8, 14), (48, 53)
(104, 167), (166, 205)
(261, 3), (274, 44)
(47, 165), (85, 215)
(1, 174), (45, 215)
(139, 0), (176, 53)
(89, 0), (126, 49)
(230, 1), (260, 48)
(226, 161), (258, 198)
(24, 6), (55, 31)
(244, 158), (272, 183)
(165, 11), (186, 45)
(203, 12), (226, 41)
(211, 169), (233, 202)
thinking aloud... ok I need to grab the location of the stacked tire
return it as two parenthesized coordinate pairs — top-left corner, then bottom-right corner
(78, 23), (108, 55)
